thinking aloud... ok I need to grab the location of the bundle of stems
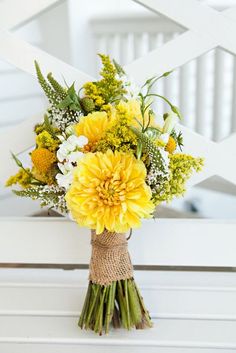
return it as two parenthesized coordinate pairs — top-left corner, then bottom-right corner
(78, 278), (152, 335)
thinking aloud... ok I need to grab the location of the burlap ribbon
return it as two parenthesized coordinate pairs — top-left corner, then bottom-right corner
(89, 229), (133, 286)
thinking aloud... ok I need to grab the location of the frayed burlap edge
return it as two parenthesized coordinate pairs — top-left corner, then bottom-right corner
(89, 229), (133, 286)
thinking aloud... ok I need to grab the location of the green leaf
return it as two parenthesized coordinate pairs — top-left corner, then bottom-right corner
(47, 72), (67, 99)
(113, 59), (126, 76)
(136, 140), (143, 160)
(57, 83), (82, 111)
(145, 127), (162, 140)
(43, 114), (57, 138)
(11, 152), (24, 169)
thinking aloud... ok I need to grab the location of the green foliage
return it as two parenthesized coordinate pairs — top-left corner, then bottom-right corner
(171, 130), (184, 150)
(130, 127), (168, 175)
(34, 61), (60, 105)
(47, 72), (67, 100)
(113, 59), (126, 76)
(13, 185), (68, 213)
(80, 97), (96, 114)
(57, 83), (82, 111)
(153, 153), (204, 205)
(43, 115), (58, 138)
(6, 168), (33, 188)
(83, 54), (127, 107)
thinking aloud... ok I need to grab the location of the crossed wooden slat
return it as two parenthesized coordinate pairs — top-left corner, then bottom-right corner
(0, 0), (235, 190)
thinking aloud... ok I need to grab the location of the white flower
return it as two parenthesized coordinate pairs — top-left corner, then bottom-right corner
(56, 134), (88, 189)
(159, 133), (170, 144)
(57, 135), (88, 162)
(68, 151), (84, 163)
(56, 171), (73, 189)
(162, 112), (179, 134)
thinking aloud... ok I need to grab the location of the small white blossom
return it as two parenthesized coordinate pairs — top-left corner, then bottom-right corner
(159, 133), (170, 144)
(57, 135), (88, 162)
(56, 134), (88, 189)
(56, 171), (73, 189)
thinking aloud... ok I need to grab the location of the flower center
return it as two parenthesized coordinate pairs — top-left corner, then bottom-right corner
(96, 178), (126, 206)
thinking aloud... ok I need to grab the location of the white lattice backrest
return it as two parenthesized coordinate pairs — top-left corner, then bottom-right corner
(1, 0), (236, 191)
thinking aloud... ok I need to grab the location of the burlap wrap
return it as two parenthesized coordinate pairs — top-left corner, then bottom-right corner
(89, 229), (133, 286)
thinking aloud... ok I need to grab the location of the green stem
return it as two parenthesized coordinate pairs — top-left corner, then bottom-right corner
(85, 284), (100, 329)
(124, 279), (131, 329)
(78, 281), (92, 328)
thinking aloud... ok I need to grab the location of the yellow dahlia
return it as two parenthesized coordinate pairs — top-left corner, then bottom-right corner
(75, 111), (113, 143)
(65, 150), (154, 234)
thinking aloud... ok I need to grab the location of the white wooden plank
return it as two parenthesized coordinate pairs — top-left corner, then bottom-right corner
(90, 16), (182, 35)
(181, 126), (236, 187)
(212, 49), (225, 141)
(125, 6), (236, 83)
(0, 0), (61, 30)
(0, 72), (42, 100)
(1, 218), (236, 267)
(0, 344), (234, 353)
(134, 0), (236, 55)
(195, 54), (208, 135)
(0, 115), (43, 180)
(0, 269), (236, 320)
(0, 315), (235, 350)
(124, 31), (211, 84)
(0, 97), (45, 128)
(231, 56), (236, 133)
(0, 31), (93, 86)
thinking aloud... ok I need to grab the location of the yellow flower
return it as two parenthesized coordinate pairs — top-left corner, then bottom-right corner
(165, 136), (176, 154)
(31, 148), (56, 174)
(36, 131), (59, 152)
(66, 150), (154, 234)
(116, 100), (155, 128)
(75, 111), (113, 143)
(6, 168), (32, 188)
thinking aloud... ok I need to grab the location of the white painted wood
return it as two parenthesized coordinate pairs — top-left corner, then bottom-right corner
(213, 49), (225, 141)
(1, 217), (236, 267)
(134, 0), (236, 55)
(0, 345), (234, 353)
(181, 125), (236, 187)
(0, 31), (93, 86)
(0, 0), (61, 30)
(90, 16), (182, 35)
(195, 54), (208, 135)
(124, 6), (236, 81)
(0, 115), (43, 180)
(0, 269), (236, 320)
(1, 0), (236, 190)
(0, 98), (46, 128)
(179, 62), (192, 128)
(0, 316), (235, 351)
(231, 56), (236, 133)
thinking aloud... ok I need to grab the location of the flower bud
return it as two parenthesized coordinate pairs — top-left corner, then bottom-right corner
(162, 112), (179, 134)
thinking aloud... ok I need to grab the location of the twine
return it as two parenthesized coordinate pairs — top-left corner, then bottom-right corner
(89, 229), (133, 286)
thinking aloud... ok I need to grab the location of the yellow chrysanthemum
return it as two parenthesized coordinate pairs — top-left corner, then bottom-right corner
(31, 148), (56, 174)
(75, 111), (113, 143)
(66, 150), (154, 234)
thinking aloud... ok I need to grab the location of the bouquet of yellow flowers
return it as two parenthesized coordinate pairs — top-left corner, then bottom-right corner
(6, 54), (203, 335)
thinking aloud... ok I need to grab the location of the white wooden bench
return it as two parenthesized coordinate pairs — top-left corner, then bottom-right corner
(0, 217), (236, 353)
(1, 0), (236, 352)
